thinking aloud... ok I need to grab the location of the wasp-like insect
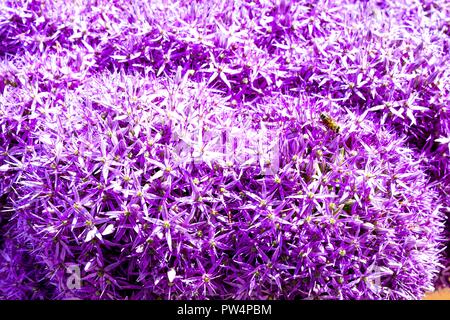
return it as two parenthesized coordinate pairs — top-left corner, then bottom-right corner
(320, 113), (340, 133)
(3, 79), (18, 87)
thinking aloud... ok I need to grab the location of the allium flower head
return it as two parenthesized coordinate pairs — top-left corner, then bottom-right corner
(1, 72), (445, 299)
(0, 0), (448, 299)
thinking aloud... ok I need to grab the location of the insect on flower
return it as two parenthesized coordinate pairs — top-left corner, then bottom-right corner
(319, 113), (340, 133)
(3, 79), (18, 87)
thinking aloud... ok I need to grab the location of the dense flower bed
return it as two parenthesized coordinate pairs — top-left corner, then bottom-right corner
(0, 0), (449, 299)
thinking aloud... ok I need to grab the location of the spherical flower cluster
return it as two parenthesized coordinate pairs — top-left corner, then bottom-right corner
(0, 0), (448, 299)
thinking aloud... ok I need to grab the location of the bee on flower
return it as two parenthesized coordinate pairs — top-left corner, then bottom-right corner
(319, 113), (340, 133)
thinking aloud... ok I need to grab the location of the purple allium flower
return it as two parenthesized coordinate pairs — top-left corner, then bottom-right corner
(0, 0), (449, 299)
(1, 70), (445, 299)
